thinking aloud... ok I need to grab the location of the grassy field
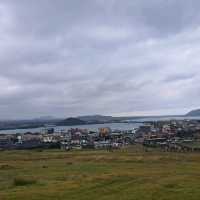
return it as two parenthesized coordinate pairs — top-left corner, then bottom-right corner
(1, 145), (200, 200)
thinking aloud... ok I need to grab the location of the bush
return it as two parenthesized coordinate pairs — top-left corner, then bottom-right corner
(0, 164), (14, 170)
(13, 177), (37, 186)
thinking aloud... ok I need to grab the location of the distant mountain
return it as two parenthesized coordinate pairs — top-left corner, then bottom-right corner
(77, 115), (155, 123)
(33, 116), (58, 121)
(56, 117), (86, 126)
(186, 109), (200, 116)
(78, 115), (113, 123)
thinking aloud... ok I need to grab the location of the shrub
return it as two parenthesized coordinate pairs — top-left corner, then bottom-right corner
(13, 177), (37, 186)
(0, 164), (14, 170)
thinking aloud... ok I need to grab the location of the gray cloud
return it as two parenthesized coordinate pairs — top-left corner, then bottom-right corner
(163, 73), (196, 83)
(0, 0), (200, 119)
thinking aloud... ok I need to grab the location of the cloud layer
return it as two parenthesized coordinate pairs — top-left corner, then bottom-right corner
(0, 0), (200, 119)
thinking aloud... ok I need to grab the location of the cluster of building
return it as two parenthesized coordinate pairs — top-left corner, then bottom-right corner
(0, 126), (135, 150)
(1, 120), (200, 151)
(138, 120), (200, 151)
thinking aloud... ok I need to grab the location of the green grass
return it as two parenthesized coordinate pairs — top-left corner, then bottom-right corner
(1, 146), (200, 199)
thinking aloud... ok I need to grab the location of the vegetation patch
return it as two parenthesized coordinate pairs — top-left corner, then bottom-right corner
(163, 183), (178, 189)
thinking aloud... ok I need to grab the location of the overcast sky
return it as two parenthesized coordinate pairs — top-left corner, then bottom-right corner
(0, 0), (200, 119)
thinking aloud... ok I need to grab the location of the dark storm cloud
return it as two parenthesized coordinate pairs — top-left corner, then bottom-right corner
(0, 0), (200, 119)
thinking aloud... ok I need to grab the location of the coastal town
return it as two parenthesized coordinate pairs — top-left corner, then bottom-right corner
(1, 119), (200, 152)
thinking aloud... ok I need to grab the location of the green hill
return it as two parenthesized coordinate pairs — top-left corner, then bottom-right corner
(56, 117), (86, 126)
(186, 109), (200, 116)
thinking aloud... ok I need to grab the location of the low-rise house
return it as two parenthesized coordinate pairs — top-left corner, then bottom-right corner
(94, 141), (111, 149)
